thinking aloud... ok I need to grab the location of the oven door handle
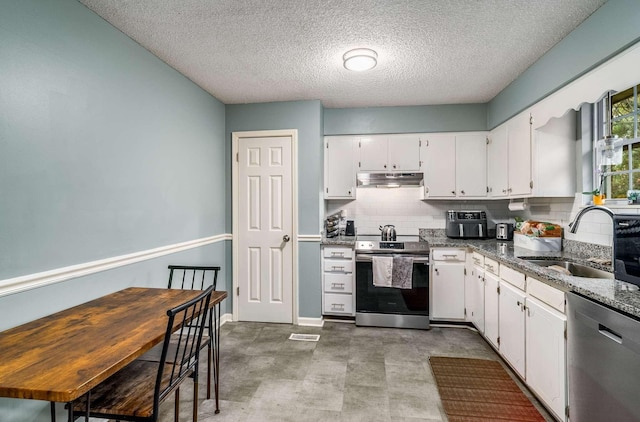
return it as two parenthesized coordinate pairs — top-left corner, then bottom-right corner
(356, 254), (430, 264)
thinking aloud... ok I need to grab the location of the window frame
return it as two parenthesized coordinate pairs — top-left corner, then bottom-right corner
(595, 85), (640, 200)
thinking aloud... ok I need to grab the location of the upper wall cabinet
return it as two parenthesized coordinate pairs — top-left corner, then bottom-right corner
(488, 110), (575, 198)
(423, 132), (488, 199)
(488, 112), (532, 197)
(358, 134), (421, 172)
(324, 136), (356, 199)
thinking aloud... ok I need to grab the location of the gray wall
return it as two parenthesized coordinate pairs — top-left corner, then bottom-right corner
(324, 104), (487, 135)
(225, 101), (323, 317)
(0, 1), (227, 419)
(488, 0), (640, 128)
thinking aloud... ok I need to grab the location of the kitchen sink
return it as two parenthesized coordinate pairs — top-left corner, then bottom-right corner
(521, 259), (614, 279)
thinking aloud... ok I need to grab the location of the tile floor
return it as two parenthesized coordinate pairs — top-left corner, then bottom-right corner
(160, 321), (555, 422)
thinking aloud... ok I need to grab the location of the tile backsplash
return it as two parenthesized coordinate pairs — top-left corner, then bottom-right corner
(325, 188), (634, 247)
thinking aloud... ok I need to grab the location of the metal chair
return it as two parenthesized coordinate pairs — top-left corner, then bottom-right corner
(71, 285), (213, 422)
(140, 265), (222, 413)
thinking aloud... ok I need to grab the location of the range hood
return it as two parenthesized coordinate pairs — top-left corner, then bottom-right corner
(356, 172), (424, 188)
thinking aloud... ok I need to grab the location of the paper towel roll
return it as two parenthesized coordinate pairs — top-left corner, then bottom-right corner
(508, 201), (528, 211)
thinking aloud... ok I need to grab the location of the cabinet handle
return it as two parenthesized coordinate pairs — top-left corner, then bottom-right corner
(451, 190), (456, 195)
(393, 164), (397, 169)
(331, 303), (345, 310)
(331, 252), (345, 257)
(435, 268), (439, 275)
(384, 164), (387, 169)
(331, 266), (345, 271)
(331, 283), (345, 289)
(460, 190), (465, 195)
(502, 189), (507, 193)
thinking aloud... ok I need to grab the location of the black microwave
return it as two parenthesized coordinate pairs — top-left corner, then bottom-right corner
(613, 215), (640, 286)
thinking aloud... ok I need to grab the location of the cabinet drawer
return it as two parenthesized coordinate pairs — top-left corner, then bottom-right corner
(484, 257), (499, 276)
(500, 264), (525, 290)
(323, 247), (353, 259)
(324, 293), (353, 315)
(471, 252), (485, 267)
(527, 277), (565, 313)
(432, 249), (466, 261)
(324, 273), (353, 293)
(323, 260), (354, 273)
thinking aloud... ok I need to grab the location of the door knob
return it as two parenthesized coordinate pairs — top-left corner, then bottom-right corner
(283, 235), (290, 242)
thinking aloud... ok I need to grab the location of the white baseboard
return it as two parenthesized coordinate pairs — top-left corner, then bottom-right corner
(219, 313), (233, 326)
(297, 317), (324, 327)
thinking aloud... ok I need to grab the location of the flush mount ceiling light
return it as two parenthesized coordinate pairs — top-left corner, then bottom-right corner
(343, 48), (377, 71)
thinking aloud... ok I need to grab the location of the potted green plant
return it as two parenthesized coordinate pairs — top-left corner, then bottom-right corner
(583, 171), (605, 205)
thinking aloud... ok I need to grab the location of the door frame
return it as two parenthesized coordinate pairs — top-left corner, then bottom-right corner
(231, 129), (299, 324)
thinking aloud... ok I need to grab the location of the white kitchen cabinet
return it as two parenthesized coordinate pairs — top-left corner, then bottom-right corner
(483, 270), (500, 350)
(466, 264), (485, 333)
(431, 248), (466, 320)
(526, 296), (567, 421)
(455, 133), (488, 198)
(322, 246), (355, 316)
(507, 112), (533, 197)
(358, 134), (421, 171)
(487, 109), (576, 199)
(498, 280), (526, 378)
(487, 124), (509, 198)
(423, 134), (456, 198)
(324, 136), (357, 199)
(423, 132), (487, 199)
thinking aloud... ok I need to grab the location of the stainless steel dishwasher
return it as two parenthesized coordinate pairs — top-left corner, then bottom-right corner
(567, 292), (640, 421)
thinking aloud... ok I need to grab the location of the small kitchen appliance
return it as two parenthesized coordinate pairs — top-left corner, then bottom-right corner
(496, 223), (514, 240)
(345, 220), (356, 236)
(445, 210), (488, 239)
(379, 224), (397, 241)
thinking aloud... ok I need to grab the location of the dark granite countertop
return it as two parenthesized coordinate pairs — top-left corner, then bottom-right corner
(422, 234), (640, 319)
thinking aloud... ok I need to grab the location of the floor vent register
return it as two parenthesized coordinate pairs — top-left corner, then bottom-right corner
(288, 333), (320, 342)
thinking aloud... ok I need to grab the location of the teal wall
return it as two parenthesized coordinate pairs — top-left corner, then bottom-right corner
(324, 104), (487, 135)
(225, 101), (323, 317)
(488, 0), (640, 128)
(0, 1), (227, 419)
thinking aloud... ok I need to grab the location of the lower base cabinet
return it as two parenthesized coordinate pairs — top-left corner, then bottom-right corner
(526, 296), (567, 421)
(483, 271), (500, 349)
(498, 281), (526, 378)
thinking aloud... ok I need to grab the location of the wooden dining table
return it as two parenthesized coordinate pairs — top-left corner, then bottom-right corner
(0, 287), (227, 421)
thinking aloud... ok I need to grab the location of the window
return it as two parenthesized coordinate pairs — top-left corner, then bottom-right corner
(598, 84), (640, 199)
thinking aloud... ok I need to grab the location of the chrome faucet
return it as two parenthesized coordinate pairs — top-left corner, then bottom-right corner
(568, 205), (614, 233)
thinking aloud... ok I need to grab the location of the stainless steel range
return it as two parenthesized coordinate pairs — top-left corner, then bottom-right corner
(355, 235), (430, 329)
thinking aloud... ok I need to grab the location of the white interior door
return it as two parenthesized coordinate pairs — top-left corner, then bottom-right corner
(234, 131), (295, 323)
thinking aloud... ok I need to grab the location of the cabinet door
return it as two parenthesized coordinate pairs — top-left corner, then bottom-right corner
(431, 262), (465, 320)
(508, 112), (532, 196)
(466, 265), (485, 333)
(324, 136), (356, 199)
(484, 271), (500, 349)
(526, 297), (567, 421)
(499, 281), (526, 377)
(423, 134), (456, 198)
(487, 124), (509, 197)
(388, 134), (421, 171)
(358, 135), (388, 171)
(455, 133), (487, 198)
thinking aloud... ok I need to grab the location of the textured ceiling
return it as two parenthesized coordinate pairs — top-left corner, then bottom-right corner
(79, 0), (607, 108)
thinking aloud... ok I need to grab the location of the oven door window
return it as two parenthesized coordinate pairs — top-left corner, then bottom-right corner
(355, 260), (429, 314)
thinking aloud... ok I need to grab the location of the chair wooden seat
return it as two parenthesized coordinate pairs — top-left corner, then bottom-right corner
(72, 360), (177, 419)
